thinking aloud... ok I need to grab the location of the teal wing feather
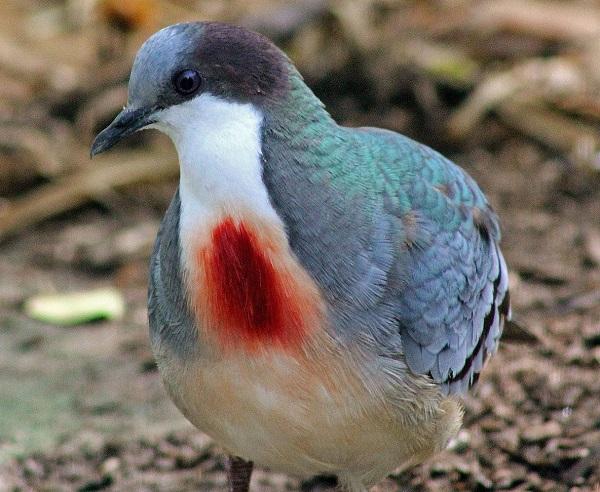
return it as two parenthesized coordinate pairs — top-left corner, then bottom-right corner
(261, 107), (509, 396)
(354, 128), (510, 395)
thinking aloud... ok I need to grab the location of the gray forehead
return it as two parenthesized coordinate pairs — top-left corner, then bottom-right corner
(128, 23), (202, 107)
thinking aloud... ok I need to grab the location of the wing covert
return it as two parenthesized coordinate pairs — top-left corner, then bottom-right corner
(390, 182), (510, 395)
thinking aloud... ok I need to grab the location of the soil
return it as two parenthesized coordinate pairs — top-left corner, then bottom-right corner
(2, 3), (600, 486)
(2, 116), (600, 491)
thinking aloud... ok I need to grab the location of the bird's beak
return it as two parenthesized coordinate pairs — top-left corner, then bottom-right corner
(90, 106), (158, 157)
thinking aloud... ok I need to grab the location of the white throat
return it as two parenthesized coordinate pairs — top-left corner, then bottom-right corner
(151, 93), (281, 253)
(153, 93), (274, 216)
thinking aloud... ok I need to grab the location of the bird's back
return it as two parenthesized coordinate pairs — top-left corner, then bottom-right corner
(262, 121), (510, 396)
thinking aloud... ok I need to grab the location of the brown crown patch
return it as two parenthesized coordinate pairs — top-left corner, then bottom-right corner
(196, 22), (290, 103)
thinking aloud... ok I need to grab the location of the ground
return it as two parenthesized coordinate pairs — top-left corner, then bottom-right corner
(2, 125), (600, 491)
(1, 1), (600, 490)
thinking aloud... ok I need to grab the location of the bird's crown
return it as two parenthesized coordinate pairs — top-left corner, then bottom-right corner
(128, 21), (291, 112)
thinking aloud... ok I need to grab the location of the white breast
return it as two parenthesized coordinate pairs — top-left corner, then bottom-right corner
(149, 93), (282, 258)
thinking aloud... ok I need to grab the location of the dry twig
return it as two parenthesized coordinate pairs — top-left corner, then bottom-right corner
(0, 148), (177, 241)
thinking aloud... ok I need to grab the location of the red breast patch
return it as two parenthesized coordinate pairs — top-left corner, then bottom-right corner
(195, 217), (320, 352)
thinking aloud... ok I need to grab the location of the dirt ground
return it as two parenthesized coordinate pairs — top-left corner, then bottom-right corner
(2, 117), (600, 492)
(2, 1), (600, 491)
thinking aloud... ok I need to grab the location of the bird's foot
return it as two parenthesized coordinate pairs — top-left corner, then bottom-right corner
(300, 474), (339, 491)
(227, 455), (253, 492)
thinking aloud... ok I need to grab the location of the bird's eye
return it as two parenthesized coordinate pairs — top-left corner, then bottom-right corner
(173, 69), (202, 95)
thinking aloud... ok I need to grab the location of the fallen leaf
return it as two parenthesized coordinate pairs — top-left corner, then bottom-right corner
(23, 288), (125, 326)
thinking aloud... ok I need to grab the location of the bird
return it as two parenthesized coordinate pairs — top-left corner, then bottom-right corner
(91, 21), (510, 492)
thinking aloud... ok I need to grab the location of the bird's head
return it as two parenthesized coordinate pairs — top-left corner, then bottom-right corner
(91, 22), (291, 156)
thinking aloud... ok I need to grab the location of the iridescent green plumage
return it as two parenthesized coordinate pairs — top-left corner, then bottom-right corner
(262, 68), (509, 393)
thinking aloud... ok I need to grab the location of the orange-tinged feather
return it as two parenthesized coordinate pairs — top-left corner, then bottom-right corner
(191, 216), (324, 353)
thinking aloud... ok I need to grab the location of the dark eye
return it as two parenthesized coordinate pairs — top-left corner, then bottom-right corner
(173, 69), (201, 95)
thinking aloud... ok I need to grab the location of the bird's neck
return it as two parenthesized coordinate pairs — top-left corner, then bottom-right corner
(164, 93), (274, 224)
(267, 70), (338, 159)
(160, 91), (329, 354)
(169, 76), (339, 242)
(167, 93), (286, 313)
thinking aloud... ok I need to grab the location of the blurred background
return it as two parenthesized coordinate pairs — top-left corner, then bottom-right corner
(1, 0), (600, 490)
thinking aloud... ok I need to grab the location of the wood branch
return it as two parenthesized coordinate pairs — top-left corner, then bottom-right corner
(448, 57), (585, 139)
(502, 318), (541, 345)
(75, 86), (128, 143)
(0, 148), (178, 241)
(0, 32), (84, 95)
(497, 101), (600, 170)
(469, 0), (600, 42)
(555, 94), (600, 121)
(447, 71), (522, 139)
(0, 125), (73, 176)
(242, 0), (328, 41)
(402, 39), (479, 88)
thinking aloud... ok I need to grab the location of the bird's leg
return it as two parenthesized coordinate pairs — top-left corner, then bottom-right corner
(301, 474), (339, 491)
(227, 455), (254, 492)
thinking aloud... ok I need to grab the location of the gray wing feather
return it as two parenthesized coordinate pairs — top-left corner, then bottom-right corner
(380, 146), (510, 395)
(148, 190), (199, 360)
(396, 215), (509, 394)
(261, 123), (509, 396)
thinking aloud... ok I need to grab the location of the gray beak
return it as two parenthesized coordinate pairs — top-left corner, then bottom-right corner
(90, 106), (157, 157)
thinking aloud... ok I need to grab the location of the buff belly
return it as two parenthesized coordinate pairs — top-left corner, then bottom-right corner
(154, 344), (463, 487)
(161, 213), (462, 486)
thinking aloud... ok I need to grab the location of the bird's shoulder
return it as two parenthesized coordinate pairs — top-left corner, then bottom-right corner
(338, 127), (510, 395)
(350, 127), (497, 232)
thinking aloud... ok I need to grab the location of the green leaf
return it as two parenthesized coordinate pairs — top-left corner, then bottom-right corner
(24, 288), (125, 326)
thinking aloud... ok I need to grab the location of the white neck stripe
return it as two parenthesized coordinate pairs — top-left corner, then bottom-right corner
(149, 93), (281, 260)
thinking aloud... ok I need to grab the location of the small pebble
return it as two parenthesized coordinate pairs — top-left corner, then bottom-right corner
(100, 457), (120, 476)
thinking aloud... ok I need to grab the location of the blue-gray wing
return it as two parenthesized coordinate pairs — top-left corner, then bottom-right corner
(262, 122), (510, 396)
(379, 138), (511, 395)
